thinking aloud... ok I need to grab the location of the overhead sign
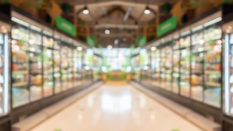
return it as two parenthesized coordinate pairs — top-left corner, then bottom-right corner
(157, 16), (177, 37)
(137, 36), (147, 47)
(56, 16), (76, 37)
(87, 36), (96, 47)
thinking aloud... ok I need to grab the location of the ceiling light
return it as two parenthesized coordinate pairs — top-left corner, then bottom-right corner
(114, 39), (119, 45)
(105, 29), (110, 35)
(107, 45), (112, 50)
(151, 47), (156, 51)
(144, 6), (151, 15)
(77, 47), (83, 51)
(83, 6), (89, 15)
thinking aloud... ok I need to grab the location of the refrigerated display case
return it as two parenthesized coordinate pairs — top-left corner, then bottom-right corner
(53, 40), (61, 93)
(73, 49), (82, 86)
(224, 21), (233, 116)
(11, 22), (30, 107)
(151, 48), (160, 86)
(43, 32), (54, 97)
(203, 19), (222, 107)
(28, 26), (43, 101)
(172, 40), (180, 94)
(179, 32), (191, 97)
(191, 26), (205, 101)
(160, 45), (173, 90)
(0, 22), (10, 116)
(61, 45), (73, 90)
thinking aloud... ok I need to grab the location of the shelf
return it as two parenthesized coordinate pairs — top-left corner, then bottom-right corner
(205, 82), (221, 87)
(205, 70), (221, 74)
(13, 82), (28, 87)
(13, 70), (28, 74)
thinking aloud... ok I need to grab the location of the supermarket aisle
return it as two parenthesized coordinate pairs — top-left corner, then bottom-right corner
(32, 84), (201, 131)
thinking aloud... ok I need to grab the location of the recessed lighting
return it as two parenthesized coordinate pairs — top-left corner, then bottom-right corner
(107, 45), (112, 49)
(83, 6), (89, 15)
(105, 29), (110, 35)
(144, 6), (151, 15)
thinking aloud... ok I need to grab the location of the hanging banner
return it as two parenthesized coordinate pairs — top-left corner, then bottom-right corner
(56, 16), (76, 36)
(87, 36), (96, 47)
(137, 36), (147, 47)
(157, 16), (177, 37)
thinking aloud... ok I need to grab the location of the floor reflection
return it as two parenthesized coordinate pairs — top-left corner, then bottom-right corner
(101, 88), (132, 113)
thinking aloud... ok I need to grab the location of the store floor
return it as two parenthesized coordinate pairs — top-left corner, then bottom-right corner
(31, 84), (202, 131)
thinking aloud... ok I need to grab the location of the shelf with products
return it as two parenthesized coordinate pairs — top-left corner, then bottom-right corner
(28, 28), (43, 101)
(204, 24), (222, 108)
(179, 35), (191, 97)
(11, 24), (30, 108)
(162, 46), (173, 90)
(191, 27), (205, 101)
(172, 41), (180, 94)
(53, 40), (61, 93)
(43, 35), (54, 97)
(73, 49), (82, 86)
(61, 45), (73, 90)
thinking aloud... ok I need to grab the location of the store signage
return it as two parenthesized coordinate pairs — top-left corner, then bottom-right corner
(87, 36), (96, 47)
(137, 36), (147, 47)
(157, 16), (177, 37)
(56, 16), (76, 37)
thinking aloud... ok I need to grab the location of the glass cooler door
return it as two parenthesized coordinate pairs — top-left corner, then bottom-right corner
(179, 34), (191, 97)
(224, 25), (233, 116)
(203, 21), (222, 107)
(28, 27), (43, 101)
(172, 40), (180, 94)
(53, 40), (61, 93)
(43, 34), (54, 97)
(11, 24), (30, 107)
(0, 31), (9, 116)
(191, 26), (205, 101)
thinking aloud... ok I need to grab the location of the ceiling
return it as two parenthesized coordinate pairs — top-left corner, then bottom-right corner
(58, 0), (175, 48)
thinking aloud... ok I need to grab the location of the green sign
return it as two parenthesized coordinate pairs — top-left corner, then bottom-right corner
(157, 16), (177, 37)
(87, 36), (96, 47)
(56, 16), (76, 37)
(137, 36), (147, 47)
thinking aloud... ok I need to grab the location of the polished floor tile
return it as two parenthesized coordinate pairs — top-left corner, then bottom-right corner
(32, 84), (202, 131)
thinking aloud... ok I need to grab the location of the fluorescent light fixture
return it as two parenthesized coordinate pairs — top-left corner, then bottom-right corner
(144, 6), (151, 15)
(105, 29), (110, 35)
(83, 6), (89, 15)
(11, 17), (29, 27)
(204, 17), (222, 27)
